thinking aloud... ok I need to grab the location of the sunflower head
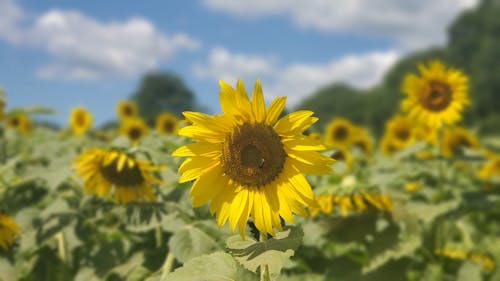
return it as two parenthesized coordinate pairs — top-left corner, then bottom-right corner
(0, 212), (21, 251)
(401, 60), (470, 128)
(325, 117), (355, 147)
(116, 100), (138, 120)
(384, 115), (416, 150)
(155, 113), (180, 136)
(120, 118), (149, 145)
(173, 79), (334, 237)
(311, 191), (392, 217)
(330, 147), (353, 171)
(350, 128), (373, 155)
(441, 127), (479, 158)
(69, 106), (93, 136)
(6, 114), (32, 134)
(73, 148), (161, 204)
(479, 154), (500, 182)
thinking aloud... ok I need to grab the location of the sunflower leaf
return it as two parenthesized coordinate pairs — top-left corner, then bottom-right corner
(168, 224), (221, 263)
(163, 252), (238, 281)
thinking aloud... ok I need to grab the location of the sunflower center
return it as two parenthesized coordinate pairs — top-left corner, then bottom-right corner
(333, 126), (348, 141)
(395, 127), (410, 141)
(420, 80), (452, 111)
(128, 127), (143, 141)
(221, 122), (286, 187)
(123, 106), (134, 117)
(75, 112), (86, 127)
(331, 150), (345, 161)
(353, 140), (367, 153)
(100, 157), (144, 187)
(10, 117), (20, 127)
(163, 121), (175, 133)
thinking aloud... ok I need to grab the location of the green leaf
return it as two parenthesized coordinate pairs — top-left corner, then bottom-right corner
(74, 268), (100, 281)
(362, 235), (421, 274)
(168, 224), (220, 263)
(226, 226), (303, 281)
(457, 262), (482, 281)
(164, 252), (238, 281)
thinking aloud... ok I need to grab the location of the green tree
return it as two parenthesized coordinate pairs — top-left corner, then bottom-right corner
(130, 72), (197, 125)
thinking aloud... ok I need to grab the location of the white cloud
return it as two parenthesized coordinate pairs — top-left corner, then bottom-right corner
(0, 1), (200, 80)
(203, 0), (479, 50)
(194, 47), (399, 106)
(0, 0), (25, 44)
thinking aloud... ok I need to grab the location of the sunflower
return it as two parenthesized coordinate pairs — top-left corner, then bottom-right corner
(155, 113), (180, 136)
(385, 115), (416, 149)
(324, 117), (356, 147)
(116, 100), (138, 120)
(6, 114), (32, 134)
(308, 132), (322, 142)
(69, 106), (93, 136)
(173, 79), (334, 237)
(479, 154), (500, 182)
(330, 146), (353, 171)
(441, 126), (479, 158)
(73, 148), (160, 204)
(120, 118), (149, 145)
(350, 128), (373, 155)
(401, 60), (469, 128)
(0, 99), (5, 121)
(311, 192), (392, 217)
(0, 212), (20, 250)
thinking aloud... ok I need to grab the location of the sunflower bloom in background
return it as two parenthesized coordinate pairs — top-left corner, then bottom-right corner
(401, 60), (469, 128)
(441, 126), (479, 158)
(6, 114), (32, 134)
(0, 212), (21, 250)
(120, 117), (149, 145)
(380, 115), (416, 154)
(479, 154), (500, 182)
(68, 106), (93, 136)
(73, 148), (161, 204)
(350, 128), (373, 155)
(324, 117), (355, 147)
(116, 100), (138, 120)
(173, 79), (334, 237)
(310, 192), (392, 217)
(155, 113), (180, 136)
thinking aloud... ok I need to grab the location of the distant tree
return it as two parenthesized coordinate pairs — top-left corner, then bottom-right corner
(130, 72), (197, 125)
(447, 0), (500, 132)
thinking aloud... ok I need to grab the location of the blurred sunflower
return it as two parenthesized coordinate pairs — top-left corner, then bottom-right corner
(441, 126), (479, 158)
(0, 99), (5, 121)
(308, 131), (322, 142)
(350, 128), (373, 155)
(74, 148), (160, 204)
(324, 117), (355, 147)
(0, 212), (20, 250)
(6, 114), (32, 134)
(311, 192), (392, 217)
(116, 100), (138, 120)
(330, 147), (353, 171)
(401, 60), (469, 128)
(383, 115), (416, 150)
(380, 134), (399, 155)
(173, 79), (334, 237)
(155, 113), (180, 136)
(479, 154), (500, 182)
(120, 118), (149, 145)
(68, 106), (93, 136)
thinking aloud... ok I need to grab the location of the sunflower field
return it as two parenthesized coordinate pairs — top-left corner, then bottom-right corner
(1, 60), (500, 281)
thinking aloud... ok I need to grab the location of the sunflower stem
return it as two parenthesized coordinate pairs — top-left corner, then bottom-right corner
(160, 252), (175, 281)
(259, 232), (270, 281)
(55, 231), (67, 263)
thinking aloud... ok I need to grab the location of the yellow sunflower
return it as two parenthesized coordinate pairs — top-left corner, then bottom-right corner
(6, 114), (32, 134)
(441, 126), (479, 158)
(479, 154), (500, 182)
(330, 146), (353, 171)
(120, 118), (149, 145)
(311, 192), (392, 217)
(383, 115), (416, 150)
(401, 60), (470, 128)
(155, 113), (180, 136)
(73, 148), (160, 204)
(116, 100), (138, 120)
(350, 128), (373, 155)
(173, 79), (334, 237)
(324, 117), (356, 147)
(68, 106), (93, 136)
(0, 212), (21, 250)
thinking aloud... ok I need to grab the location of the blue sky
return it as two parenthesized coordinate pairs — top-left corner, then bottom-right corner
(0, 0), (477, 127)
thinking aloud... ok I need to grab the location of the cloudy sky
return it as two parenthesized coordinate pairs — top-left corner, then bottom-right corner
(0, 0), (478, 126)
